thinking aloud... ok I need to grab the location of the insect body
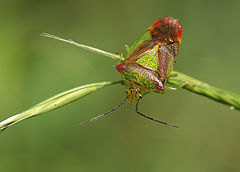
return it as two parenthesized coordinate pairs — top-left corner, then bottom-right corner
(116, 17), (182, 104)
(80, 17), (182, 127)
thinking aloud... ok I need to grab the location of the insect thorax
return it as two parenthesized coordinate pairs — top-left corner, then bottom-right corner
(120, 62), (164, 103)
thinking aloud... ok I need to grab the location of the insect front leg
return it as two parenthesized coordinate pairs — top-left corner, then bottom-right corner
(164, 85), (177, 91)
(168, 73), (178, 78)
(166, 82), (196, 91)
(126, 88), (142, 104)
(125, 44), (130, 52)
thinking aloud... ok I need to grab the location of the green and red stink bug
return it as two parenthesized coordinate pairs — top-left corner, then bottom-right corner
(80, 17), (182, 127)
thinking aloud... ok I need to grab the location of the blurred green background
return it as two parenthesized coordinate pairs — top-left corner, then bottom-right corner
(1, 0), (240, 171)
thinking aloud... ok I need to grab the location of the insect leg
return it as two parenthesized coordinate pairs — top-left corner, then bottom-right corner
(168, 73), (178, 78)
(79, 97), (128, 125)
(125, 44), (130, 52)
(164, 85), (177, 91)
(135, 99), (179, 128)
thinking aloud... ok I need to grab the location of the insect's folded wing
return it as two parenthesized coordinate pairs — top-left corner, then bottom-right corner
(127, 17), (182, 57)
(148, 17), (182, 44)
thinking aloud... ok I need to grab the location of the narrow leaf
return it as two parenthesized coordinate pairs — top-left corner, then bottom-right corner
(0, 81), (122, 131)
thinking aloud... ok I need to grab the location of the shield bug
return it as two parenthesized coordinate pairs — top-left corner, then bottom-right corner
(80, 17), (182, 127)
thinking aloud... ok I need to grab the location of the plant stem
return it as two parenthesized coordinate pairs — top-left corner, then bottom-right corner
(41, 33), (124, 61)
(167, 71), (240, 110)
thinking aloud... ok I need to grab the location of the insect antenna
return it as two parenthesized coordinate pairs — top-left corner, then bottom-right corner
(136, 99), (179, 128)
(79, 97), (128, 125)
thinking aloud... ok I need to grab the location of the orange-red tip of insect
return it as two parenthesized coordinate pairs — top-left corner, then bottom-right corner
(116, 63), (126, 73)
(161, 17), (182, 38)
(149, 17), (182, 43)
(162, 17), (181, 27)
(151, 19), (161, 28)
(152, 17), (182, 29)
(177, 29), (183, 42)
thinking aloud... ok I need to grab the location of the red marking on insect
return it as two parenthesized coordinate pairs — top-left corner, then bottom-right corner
(148, 17), (182, 43)
(156, 81), (164, 91)
(116, 63), (126, 73)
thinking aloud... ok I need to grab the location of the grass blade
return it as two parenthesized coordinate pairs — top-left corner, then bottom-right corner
(0, 80), (122, 131)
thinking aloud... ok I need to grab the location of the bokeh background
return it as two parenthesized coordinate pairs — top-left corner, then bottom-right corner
(1, 0), (240, 171)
